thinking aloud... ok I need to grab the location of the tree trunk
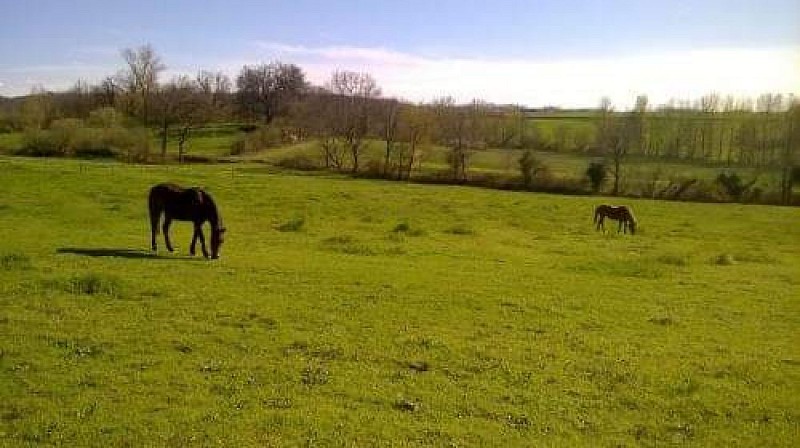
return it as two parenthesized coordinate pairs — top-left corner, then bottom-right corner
(160, 117), (169, 161)
(350, 141), (359, 174)
(178, 126), (189, 164)
(384, 141), (393, 177)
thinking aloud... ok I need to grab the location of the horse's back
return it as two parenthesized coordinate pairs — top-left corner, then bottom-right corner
(596, 204), (632, 218)
(149, 183), (210, 221)
(150, 183), (185, 196)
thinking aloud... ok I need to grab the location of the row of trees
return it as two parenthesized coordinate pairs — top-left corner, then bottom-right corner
(2, 44), (798, 202)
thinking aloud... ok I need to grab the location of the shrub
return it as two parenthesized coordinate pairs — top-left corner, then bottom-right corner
(713, 254), (736, 266)
(230, 125), (283, 155)
(277, 217), (305, 232)
(393, 222), (410, 233)
(16, 123), (149, 160)
(87, 107), (127, 128)
(363, 159), (385, 178)
(274, 154), (320, 171)
(716, 171), (757, 202)
(531, 176), (587, 195)
(392, 221), (426, 236)
(18, 129), (63, 156)
(586, 161), (607, 193)
(518, 150), (550, 189)
(72, 128), (115, 158)
(0, 253), (32, 270)
(113, 127), (151, 162)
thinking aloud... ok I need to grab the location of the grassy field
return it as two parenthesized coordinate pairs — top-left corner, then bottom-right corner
(1, 120), (782, 198)
(0, 133), (23, 152)
(0, 157), (798, 446)
(241, 138), (781, 196)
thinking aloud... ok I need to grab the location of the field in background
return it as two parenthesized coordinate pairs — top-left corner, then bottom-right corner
(0, 113), (783, 199)
(1, 157), (798, 446)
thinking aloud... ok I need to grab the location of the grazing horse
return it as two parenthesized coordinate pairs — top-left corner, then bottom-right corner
(594, 204), (637, 235)
(148, 183), (226, 259)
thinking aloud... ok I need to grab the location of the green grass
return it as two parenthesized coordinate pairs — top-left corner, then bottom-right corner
(1, 157), (799, 446)
(236, 137), (781, 196)
(0, 132), (23, 152)
(5, 121), (781, 196)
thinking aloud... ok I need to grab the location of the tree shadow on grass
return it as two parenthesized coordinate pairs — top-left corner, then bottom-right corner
(57, 247), (203, 261)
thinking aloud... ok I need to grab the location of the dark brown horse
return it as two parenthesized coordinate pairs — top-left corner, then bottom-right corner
(148, 183), (226, 259)
(594, 204), (637, 234)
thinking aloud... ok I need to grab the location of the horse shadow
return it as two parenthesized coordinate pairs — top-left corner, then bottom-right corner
(57, 247), (200, 261)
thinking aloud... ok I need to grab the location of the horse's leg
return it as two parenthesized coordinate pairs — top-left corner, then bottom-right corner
(191, 222), (208, 257)
(618, 219), (623, 233)
(192, 223), (208, 258)
(149, 201), (160, 252)
(190, 224), (198, 256)
(150, 212), (159, 252)
(163, 217), (174, 252)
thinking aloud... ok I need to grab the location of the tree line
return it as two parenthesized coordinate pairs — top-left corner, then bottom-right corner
(1, 44), (798, 204)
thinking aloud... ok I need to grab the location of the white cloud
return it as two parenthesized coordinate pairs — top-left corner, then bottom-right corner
(254, 41), (426, 67)
(0, 63), (113, 96)
(252, 41), (800, 108)
(2, 41), (797, 107)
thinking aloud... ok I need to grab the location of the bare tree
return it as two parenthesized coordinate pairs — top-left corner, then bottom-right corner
(393, 103), (432, 179)
(19, 86), (56, 130)
(780, 99), (800, 204)
(155, 76), (207, 161)
(120, 44), (166, 125)
(756, 93), (784, 166)
(196, 70), (232, 119)
(236, 62), (306, 123)
(325, 70), (381, 173)
(597, 95), (646, 195)
(92, 76), (121, 109)
(698, 93), (721, 160)
(432, 97), (488, 181)
(57, 80), (94, 118)
(379, 98), (400, 177)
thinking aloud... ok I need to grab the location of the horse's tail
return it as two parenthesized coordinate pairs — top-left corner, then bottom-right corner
(593, 206), (601, 224)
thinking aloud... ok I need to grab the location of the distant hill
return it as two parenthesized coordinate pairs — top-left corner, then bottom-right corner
(0, 95), (24, 114)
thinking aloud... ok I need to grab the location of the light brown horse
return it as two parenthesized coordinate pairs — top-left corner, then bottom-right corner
(594, 204), (637, 234)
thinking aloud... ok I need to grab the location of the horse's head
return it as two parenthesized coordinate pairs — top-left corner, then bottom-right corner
(628, 217), (637, 234)
(210, 226), (226, 259)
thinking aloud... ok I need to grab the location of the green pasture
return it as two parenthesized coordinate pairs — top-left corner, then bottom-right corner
(241, 138), (779, 195)
(0, 157), (798, 446)
(0, 115), (782, 197)
(0, 133), (23, 152)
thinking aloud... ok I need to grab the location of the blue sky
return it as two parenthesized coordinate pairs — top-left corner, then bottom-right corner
(1, 0), (798, 107)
